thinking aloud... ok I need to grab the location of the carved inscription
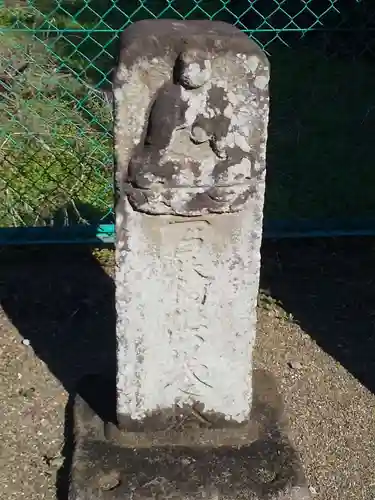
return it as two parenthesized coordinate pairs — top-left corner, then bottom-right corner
(161, 220), (215, 401)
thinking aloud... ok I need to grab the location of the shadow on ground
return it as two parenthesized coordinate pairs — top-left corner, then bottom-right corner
(260, 237), (375, 395)
(0, 246), (116, 499)
(1, 238), (375, 496)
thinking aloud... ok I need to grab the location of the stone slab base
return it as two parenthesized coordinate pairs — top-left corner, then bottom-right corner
(68, 370), (311, 500)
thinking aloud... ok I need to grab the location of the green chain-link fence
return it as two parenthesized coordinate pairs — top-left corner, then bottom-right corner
(1, 1), (375, 244)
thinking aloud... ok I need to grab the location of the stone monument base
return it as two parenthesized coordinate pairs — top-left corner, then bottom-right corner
(68, 370), (311, 500)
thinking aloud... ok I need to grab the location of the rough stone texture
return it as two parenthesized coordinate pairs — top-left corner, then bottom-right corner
(68, 370), (311, 500)
(114, 19), (269, 216)
(114, 19), (270, 428)
(116, 211), (264, 428)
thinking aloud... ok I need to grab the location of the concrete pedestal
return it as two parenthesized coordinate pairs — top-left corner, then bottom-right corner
(68, 370), (311, 500)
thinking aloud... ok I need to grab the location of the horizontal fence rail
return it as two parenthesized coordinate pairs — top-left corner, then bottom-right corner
(0, 1), (374, 244)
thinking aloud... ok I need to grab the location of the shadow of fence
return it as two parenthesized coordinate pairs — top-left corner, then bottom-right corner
(260, 237), (375, 394)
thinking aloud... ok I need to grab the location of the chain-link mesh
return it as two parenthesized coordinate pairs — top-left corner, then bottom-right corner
(0, 1), (374, 238)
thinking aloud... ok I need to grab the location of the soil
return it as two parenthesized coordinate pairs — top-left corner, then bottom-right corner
(0, 238), (374, 500)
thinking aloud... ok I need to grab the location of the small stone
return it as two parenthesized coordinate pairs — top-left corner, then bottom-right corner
(22, 338), (30, 346)
(309, 486), (318, 495)
(98, 471), (121, 491)
(287, 360), (303, 370)
(49, 456), (64, 469)
(43, 452), (64, 469)
(18, 387), (35, 398)
(42, 453), (64, 476)
(181, 457), (195, 466)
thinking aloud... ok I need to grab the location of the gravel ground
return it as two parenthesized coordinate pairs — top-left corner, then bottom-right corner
(0, 239), (374, 500)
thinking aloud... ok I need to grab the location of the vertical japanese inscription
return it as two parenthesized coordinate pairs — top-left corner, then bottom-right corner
(163, 221), (214, 401)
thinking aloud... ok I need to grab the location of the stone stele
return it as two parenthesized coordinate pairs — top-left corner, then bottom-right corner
(68, 19), (311, 500)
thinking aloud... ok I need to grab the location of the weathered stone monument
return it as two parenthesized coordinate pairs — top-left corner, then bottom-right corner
(69, 19), (311, 500)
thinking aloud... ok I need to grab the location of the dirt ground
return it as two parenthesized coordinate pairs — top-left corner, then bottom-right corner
(0, 238), (374, 500)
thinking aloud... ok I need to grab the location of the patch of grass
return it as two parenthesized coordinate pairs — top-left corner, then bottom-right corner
(0, 6), (113, 227)
(92, 247), (114, 267)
